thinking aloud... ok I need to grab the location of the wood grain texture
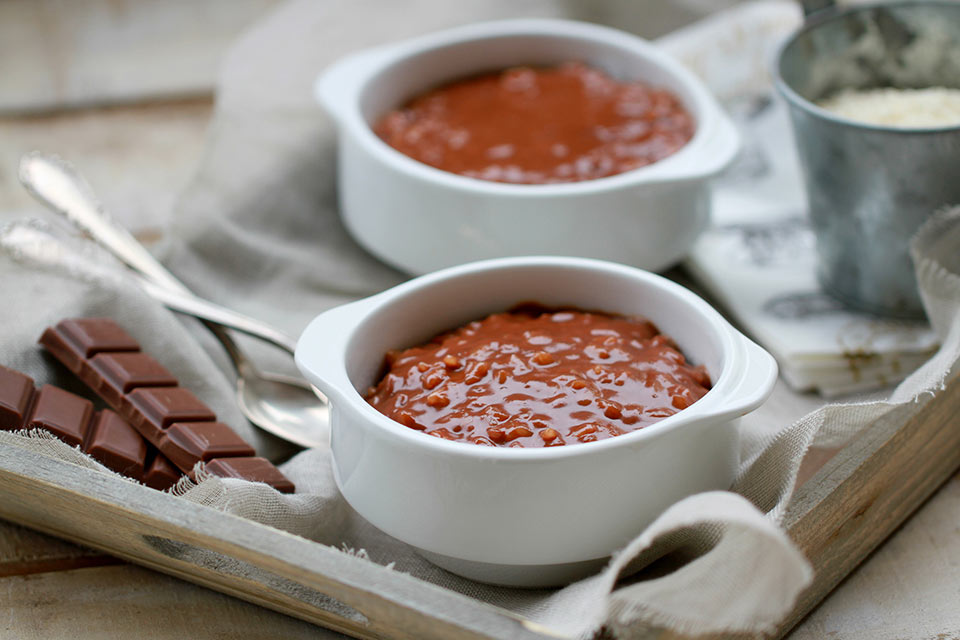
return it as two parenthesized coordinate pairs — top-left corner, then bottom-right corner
(788, 471), (960, 640)
(793, 446), (842, 490)
(777, 373), (960, 637)
(0, 449), (553, 640)
(1, 564), (344, 639)
(0, 99), (212, 235)
(0, 519), (117, 578)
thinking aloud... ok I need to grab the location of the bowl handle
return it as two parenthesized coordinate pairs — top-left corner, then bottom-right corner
(651, 112), (741, 184)
(689, 329), (778, 427)
(723, 335), (779, 418)
(697, 114), (740, 179)
(314, 47), (393, 122)
(294, 297), (380, 403)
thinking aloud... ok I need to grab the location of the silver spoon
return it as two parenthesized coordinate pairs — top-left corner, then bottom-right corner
(132, 276), (298, 353)
(18, 152), (329, 449)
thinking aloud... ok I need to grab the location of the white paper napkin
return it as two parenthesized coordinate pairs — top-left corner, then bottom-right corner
(661, 2), (940, 397)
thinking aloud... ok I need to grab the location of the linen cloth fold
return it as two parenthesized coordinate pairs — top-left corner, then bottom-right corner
(2, 1), (960, 638)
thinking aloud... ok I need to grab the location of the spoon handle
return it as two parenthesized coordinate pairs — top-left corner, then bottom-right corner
(18, 152), (190, 295)
(135, 276), (297, 354)
(18, 152), (263, 374)
(18, 152), (328, 449)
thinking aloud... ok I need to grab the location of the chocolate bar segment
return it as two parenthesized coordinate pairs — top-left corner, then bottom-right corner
(143, 452), (182, 491)
(0, 367), (35, 430)
(40, 319), (295, 493)
(0, 364), (180, 490)
(41, 330), (178, 414)
(84, 409), (148, 478)
(89, 352), (177, 406)
(58, 318), (140, 358)
(205, 457), (296, 494)
(159, 422), (255, 472)
(39, 326), (89, 377)
(27, 384), (95, 447)
(126, 387), (216, 440)
(39, 319), (138, 373)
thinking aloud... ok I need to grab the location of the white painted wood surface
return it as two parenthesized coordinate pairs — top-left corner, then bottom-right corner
(0, 99), (211, 236)
(0, 0), (281, 113)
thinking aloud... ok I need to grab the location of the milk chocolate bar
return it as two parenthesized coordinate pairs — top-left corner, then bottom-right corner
(40, 318), (294, 493)
(0, 365), (180, 490)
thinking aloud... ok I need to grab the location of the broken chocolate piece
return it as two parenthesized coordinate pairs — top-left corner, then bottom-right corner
(159, 421), (255, 472)
(27, 384), (94, 447)
(142, 451), (183, 491)
(57, 318), (140, 358)
(126, 387), (216, 440)
(0, 364), (180, 490)
(89, 352), (177, 401)
(40, 319), (295, 493)
(0, 366), (35, 430)
(84, 409), (148, 478)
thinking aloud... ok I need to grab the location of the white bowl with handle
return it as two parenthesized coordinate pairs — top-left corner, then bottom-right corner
(316, 19), (740, 276)
(296, 257), (776, 586)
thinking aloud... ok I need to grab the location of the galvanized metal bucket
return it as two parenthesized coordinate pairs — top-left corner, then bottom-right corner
(775, 1), (960, 319)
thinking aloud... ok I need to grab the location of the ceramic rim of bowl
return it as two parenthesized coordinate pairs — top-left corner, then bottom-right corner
(319, 18), (739, 196)
(296, 256), (777, 462)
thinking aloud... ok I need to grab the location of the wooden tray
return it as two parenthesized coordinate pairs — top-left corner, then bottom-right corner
(0, 373), (957, 640)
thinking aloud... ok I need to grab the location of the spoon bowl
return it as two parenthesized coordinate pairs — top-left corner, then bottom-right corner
(238, 371), (329, 449)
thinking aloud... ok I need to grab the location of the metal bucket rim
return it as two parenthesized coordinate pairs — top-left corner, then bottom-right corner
(773, 0), (960, 134)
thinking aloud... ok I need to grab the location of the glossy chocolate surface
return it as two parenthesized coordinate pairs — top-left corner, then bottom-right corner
(367, 308), (711, 447)
(374, 62), (695, 184)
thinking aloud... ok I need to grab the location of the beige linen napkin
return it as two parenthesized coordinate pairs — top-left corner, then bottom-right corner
(2, 1), (960, 638)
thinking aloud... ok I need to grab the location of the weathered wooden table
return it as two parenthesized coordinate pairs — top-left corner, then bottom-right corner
(1, 95), (958, 640)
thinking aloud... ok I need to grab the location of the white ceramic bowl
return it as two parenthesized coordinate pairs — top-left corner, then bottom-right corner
(316, 19), (740, 276)
(296, 257), (776, 586)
